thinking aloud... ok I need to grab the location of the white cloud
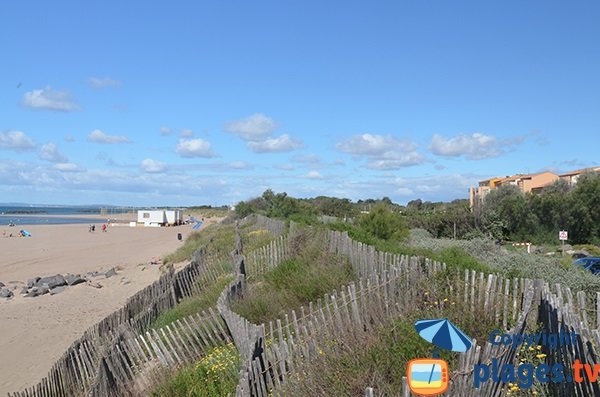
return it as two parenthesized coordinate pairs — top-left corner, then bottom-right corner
(22, 86), (79, 111)
(89, 77), (121, 89)
(305, 170), (323, 179)
(247, 134), (303, 153)
(366, 152), (428, 169)
(140, 158), (166, 173)
(224, 113), (278, 141)
(160, 127), (173, 136)
(39, 143), (68, 163)
(336, 134), (411, 156)
(88, 129), (131, 144)
(54, 163), (83, 172)
(428, 132), (522, 160)
(176, 138), (216, 158)
(180, 129), (194, 138)
(64, 135), (75, 142)
(0, 131), (36, 151)
(336, 134), (427, 169)
(229, 161), (252, 170)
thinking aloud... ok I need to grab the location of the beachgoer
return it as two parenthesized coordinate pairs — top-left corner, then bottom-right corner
(102, 224), (107, 232)
(92, 225), (95, 232)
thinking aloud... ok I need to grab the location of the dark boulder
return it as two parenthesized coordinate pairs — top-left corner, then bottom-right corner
(105, 268), (117, 278)
(66, 274), (86, 286)
(0, 287), (13, 298)
(50, 286), (66, 295)
(0, 281), (5, 288)
(36, 275), (67, 289)
(27, 277), (40, 288)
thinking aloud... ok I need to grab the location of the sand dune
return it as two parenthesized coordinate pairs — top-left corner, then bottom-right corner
(0, 217), (217, 394)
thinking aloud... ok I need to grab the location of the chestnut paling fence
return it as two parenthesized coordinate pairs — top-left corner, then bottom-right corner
(8, 214), (600, 396)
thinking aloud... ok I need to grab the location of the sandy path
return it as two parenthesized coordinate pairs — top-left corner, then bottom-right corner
(0, 217), (219, 394)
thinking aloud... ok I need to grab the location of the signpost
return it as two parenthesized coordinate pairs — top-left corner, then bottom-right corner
(559, 230), (568, 256)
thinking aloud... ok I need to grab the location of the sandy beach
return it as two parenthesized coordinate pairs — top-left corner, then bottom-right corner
(0, 215), (219, 394)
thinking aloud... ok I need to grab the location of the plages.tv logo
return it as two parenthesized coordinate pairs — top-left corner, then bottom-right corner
(407, 318), (473, 396)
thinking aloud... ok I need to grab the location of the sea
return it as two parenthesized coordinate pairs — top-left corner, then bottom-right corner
(0, 206), (121, 226)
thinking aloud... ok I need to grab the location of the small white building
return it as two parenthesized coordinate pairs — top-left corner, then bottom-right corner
(164, 210), (183, 226)
(137, 210), (166, 227)
(137, 209), (183, 227)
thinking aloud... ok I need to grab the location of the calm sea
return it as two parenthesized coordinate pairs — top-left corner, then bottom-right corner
(0, 206), (105, 226)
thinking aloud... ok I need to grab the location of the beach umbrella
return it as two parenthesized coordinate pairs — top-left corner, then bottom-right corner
(415, 318), (472, 352)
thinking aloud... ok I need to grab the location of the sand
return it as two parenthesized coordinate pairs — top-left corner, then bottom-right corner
(0, 215), (219, 394)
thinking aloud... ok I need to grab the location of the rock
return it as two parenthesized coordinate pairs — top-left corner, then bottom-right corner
(20, 287), (28, 295)
(0, 287), (13, 298)
(0, 282), (4, 288)
(36, 274), (67, 289)
(105, 268), (117, 278)
(50, 286), (66, 295)
(37, 285), (50, 296)
(87, 281), (103, 289)
(27, 277), (40, 288)
(65, 274), (86, 286)
(121, 277), (131, 285)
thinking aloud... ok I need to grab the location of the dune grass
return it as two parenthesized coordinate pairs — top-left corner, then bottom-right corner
(276, 270), (506, 396)
(151, 274), (233, 329)
(150, 343), (240, 397)
(231, 232), (357, 324)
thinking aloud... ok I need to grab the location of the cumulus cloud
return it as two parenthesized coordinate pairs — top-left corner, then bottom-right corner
(305, 170), (323, 179)
(140, 158), (166, 173)
(88, 129), (131, 144)
(336, 134), (427, 169)
(22, 86), (79, 111)
(224, 113), (278, 141)
(89, 77), (121, 89)
(54, 163), (84, 172)
(176, 138), (216, 158)
(428, 132), (523, 160)
(247, 134), (303, 153)
(0, 131), (36, 151)
(39, 143), (68, 163)
(228, 161), (252, 170)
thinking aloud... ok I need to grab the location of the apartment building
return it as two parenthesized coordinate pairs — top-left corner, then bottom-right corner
(469, 167), (600, 209)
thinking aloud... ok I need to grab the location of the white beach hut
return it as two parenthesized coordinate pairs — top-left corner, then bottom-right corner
(137, 210), (167, 227)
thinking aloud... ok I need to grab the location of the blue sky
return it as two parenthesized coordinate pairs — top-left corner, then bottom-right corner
(1, 1), (599, 206)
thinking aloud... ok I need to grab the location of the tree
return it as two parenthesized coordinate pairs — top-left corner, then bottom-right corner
(358, 203), (409, 241)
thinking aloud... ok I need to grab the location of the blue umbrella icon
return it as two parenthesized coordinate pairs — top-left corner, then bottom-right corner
(415, 318), (473, 384)
(415, 318), (473, 353)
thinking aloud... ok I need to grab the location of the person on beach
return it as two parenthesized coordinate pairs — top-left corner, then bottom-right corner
(102, 224), (107, 232)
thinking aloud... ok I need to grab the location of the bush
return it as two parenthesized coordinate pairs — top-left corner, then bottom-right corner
(358, 203), (409, 241)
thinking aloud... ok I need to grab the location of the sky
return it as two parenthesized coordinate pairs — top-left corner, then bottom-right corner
(1, 1), (599, 206)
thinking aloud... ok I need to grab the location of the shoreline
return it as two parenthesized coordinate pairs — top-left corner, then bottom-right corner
(0, 216), (220, 394)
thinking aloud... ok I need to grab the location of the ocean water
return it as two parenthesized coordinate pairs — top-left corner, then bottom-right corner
(0, 206), (108, 226)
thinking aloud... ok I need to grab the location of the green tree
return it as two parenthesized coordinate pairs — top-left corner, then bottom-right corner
(358, 203), (409, 241)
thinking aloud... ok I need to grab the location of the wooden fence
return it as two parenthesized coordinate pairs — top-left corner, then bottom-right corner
(12, 215), (600, 396)
(228, 229), (543, 397)
(8, 248), (233, 397)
